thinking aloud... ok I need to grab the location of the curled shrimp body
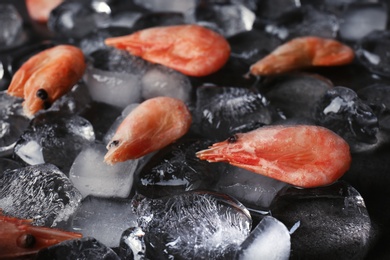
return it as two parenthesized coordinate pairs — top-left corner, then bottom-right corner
(7, 45), (86, 116)
(196, 125), (351, 188)
(105, 25), (231, 77)
(250, 36), (355, 76)
(104, 96), (192, 165)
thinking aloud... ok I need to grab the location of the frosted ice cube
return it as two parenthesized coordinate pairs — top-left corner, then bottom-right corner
(141, 64), (192, 103)
(235, 216), (291, 260)
(69, 142), (138, 198)
(134, 191), (252, 259)
(71, 196), (138, 248)
(0, 164), (82, 227)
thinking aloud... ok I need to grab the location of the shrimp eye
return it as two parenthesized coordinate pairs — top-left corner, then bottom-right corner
(43, 101), (52, 109)
(17, 233), (36, 248)
(108, 140), (120, 149)
(227, 134), (238, 143)
(36, 89), (49, 100)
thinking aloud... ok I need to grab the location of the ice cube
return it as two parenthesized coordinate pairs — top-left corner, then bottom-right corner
(0, 164), (82, 227)
(132, 12), (185, 30)
(14, 111), (95, 174)
(235, 216), (291, 260)
(35, 237), (120, 259)
(194, 86), (273, 140)
(339, 3), (387, 42)
(71, 196), (138, 248)
(118, 227), (146, 260)
(263, 73), (333, 119)
(315, 86), (379, 152)
(141, 64), (192, 103)
(270, 181), (372, 259)
(215, 166), (288, 210)
(69, 142), (138, 198)
(186, 3), (256, 37)
(135, 137), (220, 198)
(134, 191), (252, 259)
(0, 4), (26, 49)
(133, 0), (196, 12)
(355, 30), (390, 78)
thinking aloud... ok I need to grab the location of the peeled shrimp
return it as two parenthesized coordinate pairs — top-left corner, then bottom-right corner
(105, 25), (231, 77)
(104, 96), (192, 165)
(250, 36), (355, 76)
(7, 45), (86, 116)
(196, 125), (351, 188)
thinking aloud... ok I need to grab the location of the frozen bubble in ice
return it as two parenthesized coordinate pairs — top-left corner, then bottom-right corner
(0, 4), (27, 50)
(48, 1), (110, 39)
(69, 142), (138, 198)
(339, 3), (387, 42)
(49, 82), (92, 115)
(315, 86), (379, 152)
(265, 6), (339, 41)
(134, 0), (196, 12)
(141, 64), (192, 103)
(355, 30), (390, 78)
(134, 191), (252, 259)
(235, 216), (291, 260)
(119, 227), (146, 260)
(132, 12), (185, 31)
(215, 166), (288, 210)
(194, 86), (272, 140)
(0, 164), (82, 227)
(84, 49), (148, 108)
(14, 111), (95, 174)
(263, 73), (333, 119)
(35, 237), (120, 259)
(71, 196), (137, 248)
(0, 92), (30, 157)
(135, 137), (220, 198)
(270, 181), (372, 259)
(186, 3), (256, 37)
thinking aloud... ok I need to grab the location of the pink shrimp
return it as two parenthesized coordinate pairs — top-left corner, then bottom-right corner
(104, 25), (231, 77)
(0, 210), (81, 259)
(196, 125), (351, 188)
(25, 0), (63, 23)
(250, 36), (355, 76)
(7, 45), (86, 117)
(104, 97), (192, 165)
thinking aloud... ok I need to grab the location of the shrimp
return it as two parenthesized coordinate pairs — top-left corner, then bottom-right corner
(104, 25), (231, 77)
(7, 45), (86, 117)
(104, 97), (192, 165)
(250, 36), (355, 76)
(0, 210), (82, 259)
(196, 125), (351, 188)
(25, 0), (63, 23)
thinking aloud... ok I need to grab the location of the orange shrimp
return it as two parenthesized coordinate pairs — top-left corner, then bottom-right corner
(105, 25), (231, 77)
(104, 96), (192, 165)
(25, 0), (63, 23)
(0, 210), (82, 259)
(196, 125), (351, 188)
(250, 36), (355, 76)
(7, 45), (86, 117)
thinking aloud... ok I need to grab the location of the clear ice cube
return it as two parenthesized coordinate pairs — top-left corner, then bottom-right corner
(133, 0), (196, 13)
(71, 196), (138, 248)
(0, 4), (26, 49)
(69, 142), (138, 198)
(14, 111), (95, 174)
(0, 164), (82, 227)
(118, 227), (146, 260)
